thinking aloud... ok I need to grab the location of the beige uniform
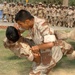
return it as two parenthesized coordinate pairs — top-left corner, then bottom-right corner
(2, 5), (8, 14)
(9, 6), (16, 22)
(33, 7), (38, 16)
(26, 7), (31, 13)
(37, 7), (44, 18)
(2, 4), (9, 21)
(16, 5), (24, 13)
(28, 16), (75, 75)
(3, 37), (35, 61)
(29, 16), (63, 75)
(46, 7), (50, 23)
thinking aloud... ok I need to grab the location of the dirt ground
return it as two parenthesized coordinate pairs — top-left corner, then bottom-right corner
(49, 69), (75, 75)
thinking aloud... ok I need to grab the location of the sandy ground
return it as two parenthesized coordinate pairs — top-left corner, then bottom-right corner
(48, 69), (75, 75)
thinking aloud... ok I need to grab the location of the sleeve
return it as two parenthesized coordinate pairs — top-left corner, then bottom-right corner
(20, 48), (34, 61)
(20, 43), (34, 61)
(3, 38), (14, 48)
(38, 21), (56, 43)
(44, 35), (56, 43)
(27, 53), (34, 61)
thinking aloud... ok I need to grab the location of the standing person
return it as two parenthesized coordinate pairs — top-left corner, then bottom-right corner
(9, 3), (16, 23)
(2, 1), (9, 22)
(37, 2), (44, 19)
(15, 10), (75, 75)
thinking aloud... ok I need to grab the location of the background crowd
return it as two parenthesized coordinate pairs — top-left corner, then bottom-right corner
(0, 1), (75, 28)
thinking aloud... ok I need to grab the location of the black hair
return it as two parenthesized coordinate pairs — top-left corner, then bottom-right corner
(6, 26), (20, 43)
(15, 10), (34, 22)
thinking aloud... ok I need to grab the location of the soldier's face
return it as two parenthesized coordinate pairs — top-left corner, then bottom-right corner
(17, 20), (32, 30)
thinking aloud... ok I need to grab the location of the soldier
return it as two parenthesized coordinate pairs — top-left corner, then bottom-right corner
(15, 10), (75, 75)
(43, 4), (47, 19)
(67, 6), (74, 28)
(46, 5), (51, 25)
(15, 2), (24, 13)
(55, 6), (61, 26)
(37, 2), (44, 18)
(3, 26), (40, 63)
(24, 4), (26, 10)
(51, 4), (57, 26)
(2, 1), (9, 22)
(63, 6), (68, 27)
(29, 4), (34, 15)
(26, 3), (31, 13)
(49, 5), (53, 26)
(8, 3), (12, 22)
(9, 3), (16, 22)
(19, 2), (24, 10)
(15, 2), (19, 13)
(33, 4), (38, 16)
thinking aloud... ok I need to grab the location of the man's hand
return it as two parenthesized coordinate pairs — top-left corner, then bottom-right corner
(30, 46), (41, 63)
(30, 45), (40, 53)
(33, 52), (41, 63)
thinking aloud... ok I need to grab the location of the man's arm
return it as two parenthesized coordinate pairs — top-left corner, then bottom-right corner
(30, 42), (54, 53)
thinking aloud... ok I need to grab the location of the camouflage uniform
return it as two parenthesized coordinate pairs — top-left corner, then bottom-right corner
(26, 4), (31, 13)
(32, 5), (38, 16)
(3, 37), (35, 61)
(29, 4), (35, 16)
(67, 8), (74, 27)
(2, 2), (9, 22)
(62, 7), (68, 27)
(51, 6), (56, 26)
(16, 2), (24, 13)
(29, 16), (62, 75)
(9, 4), (16, 22)
(56, 8), (63, 26)
(28, 16), (75, 75)
(46, 6), (51, 25)
(37, 3), (44, 19)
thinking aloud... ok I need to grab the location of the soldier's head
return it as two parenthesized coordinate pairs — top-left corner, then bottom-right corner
(52, 4), (55, 8)
(6, 26), (20, 43)
(3, 1), (7, 5)
(17, 2), (21, 6)
(12, 3), (15, 7)
(15, 10), (34, 30)
(38, 2), (42, 7)
(30, 4), (34, 8)
(26, 3), (30, 7)
(69, 6), (72, 10)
